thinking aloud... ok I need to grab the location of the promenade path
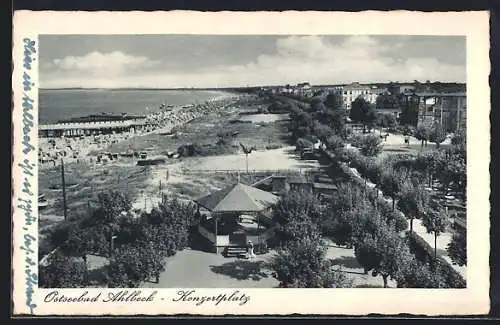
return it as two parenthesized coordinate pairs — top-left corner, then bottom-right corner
(347, 166), (466, 279)
(141, 248), (279, 288)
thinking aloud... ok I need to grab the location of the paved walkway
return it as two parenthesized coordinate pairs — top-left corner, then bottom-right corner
(141, 248), (279, 288)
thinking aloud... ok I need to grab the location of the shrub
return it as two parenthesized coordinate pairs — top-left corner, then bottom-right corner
(358, 134), (384, 157)
(429, 123), (447, 148)
(39, 251), (87, 288)
(295, 138), (313, 150)
(325, 134), (345, 152)
(265, 143), (282, 150)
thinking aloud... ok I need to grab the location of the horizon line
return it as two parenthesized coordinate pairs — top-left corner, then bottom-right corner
(40, 80), (466, 91)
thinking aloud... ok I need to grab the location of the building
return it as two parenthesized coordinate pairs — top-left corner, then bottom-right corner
(39, 114), (148, 138)
(415, 92), (466, 132)
(194, 183), (279, 254)
(293, 82), (313, 97)
(332, 83), (383, 110)
(398, 84), (416, 94)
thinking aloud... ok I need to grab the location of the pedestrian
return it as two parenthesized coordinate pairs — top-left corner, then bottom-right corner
(247, 240), (255, 259)
(404, 135), (410, 147)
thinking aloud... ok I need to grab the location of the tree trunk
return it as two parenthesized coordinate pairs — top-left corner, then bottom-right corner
(434, 232), (438, 260)
(410, 217), (413, 233)
(82, 254), (88, 284)
(392, 195), (395, 211)
(421, 140), (424, 148)
(383, 274), (388, 288)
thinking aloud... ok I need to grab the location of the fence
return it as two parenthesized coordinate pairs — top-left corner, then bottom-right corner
(180, 168), (321, 176)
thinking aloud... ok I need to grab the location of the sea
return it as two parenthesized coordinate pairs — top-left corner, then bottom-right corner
(39, 89), (235, 124)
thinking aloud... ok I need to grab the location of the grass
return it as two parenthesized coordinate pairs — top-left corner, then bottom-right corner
(39, 162), (152, 216)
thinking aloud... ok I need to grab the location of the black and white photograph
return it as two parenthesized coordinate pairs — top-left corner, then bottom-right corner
(12, 10), (490, 316)
(36, 34), (468, 289)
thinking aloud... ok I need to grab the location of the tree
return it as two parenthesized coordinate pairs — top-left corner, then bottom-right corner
(352, 211), (408, 288)
(421, 202), (450, 260)
(290, 110), (314, 139)
(415, 150), (441, 187)
(350, 97), (377, 132)
(92, 191), (132, 226)
(415, 125), (431, 148)
(107, 244), (152, 287)
(376, 92), (400, 111)
(399, 95), (419, 126)
(447, 225), (467, 266)
(377, 199), (408, 233)
(325, 134), (345, 153)
(319, 92), (347, 136)
(451, 126), (466, 152)
(325, 183), (365, 246)
(39, 251), (87, 288)
(325, 92), (343, 110)
(296, 138), (314, 150)
(358, 134), (383, 157)
(269, 236), (353, 288)
(429, 123), (447, 148)
(394, 257), (443, 288)
(312, 121), (334, 142)
(380, 168), (405, 211)
(272, 190), (326, 244)
(376, 113), (398, 128)
(397, 181), (430, 233)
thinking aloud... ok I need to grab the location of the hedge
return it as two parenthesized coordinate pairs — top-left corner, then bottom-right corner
(408, 231), (466, 288)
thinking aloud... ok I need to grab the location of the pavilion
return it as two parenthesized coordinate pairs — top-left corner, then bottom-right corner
(194, 182), (279, 254)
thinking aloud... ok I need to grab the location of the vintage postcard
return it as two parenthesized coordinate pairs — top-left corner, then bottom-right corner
(12, 11), (490, 316)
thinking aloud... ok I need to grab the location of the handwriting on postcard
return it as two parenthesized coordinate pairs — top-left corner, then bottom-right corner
(19, 37), (38, 314)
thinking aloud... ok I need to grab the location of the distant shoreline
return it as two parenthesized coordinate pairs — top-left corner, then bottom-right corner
(40, 88), (244, 92)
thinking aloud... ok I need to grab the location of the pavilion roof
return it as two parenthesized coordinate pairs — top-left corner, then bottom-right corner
(195, 183), (279, 213)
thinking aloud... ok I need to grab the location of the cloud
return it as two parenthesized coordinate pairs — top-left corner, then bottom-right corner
(47, 51), (160, 77)
(41, 36), (465, 88)
(222, 35), (465, 86)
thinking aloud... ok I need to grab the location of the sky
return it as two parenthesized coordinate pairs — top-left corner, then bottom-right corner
(39, 35), (466, 89)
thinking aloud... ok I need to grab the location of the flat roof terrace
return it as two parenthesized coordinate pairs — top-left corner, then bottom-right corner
(39, 119), (147, 131)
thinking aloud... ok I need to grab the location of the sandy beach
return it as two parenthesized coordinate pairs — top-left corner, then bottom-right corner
(38, 93), (242, 168)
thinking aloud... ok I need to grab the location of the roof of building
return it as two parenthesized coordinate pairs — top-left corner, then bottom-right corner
(57, 113), (146, 124)
(195, 183), (279, 213)
(39, 119), (147, 130)
(313, 182), (338, 190)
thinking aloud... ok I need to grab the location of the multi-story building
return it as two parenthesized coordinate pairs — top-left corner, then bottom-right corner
(415, 92), (466, 132)
(332, 82), (383, 110)
(293, 82), (313, 97)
